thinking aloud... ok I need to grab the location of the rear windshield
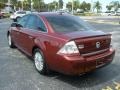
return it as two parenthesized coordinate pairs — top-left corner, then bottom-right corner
(46, 15), (94, 33)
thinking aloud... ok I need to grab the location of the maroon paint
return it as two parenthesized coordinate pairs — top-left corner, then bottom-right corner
(8, 13), (115, 75)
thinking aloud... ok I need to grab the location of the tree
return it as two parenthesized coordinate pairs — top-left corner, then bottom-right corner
(0, 0), (8, 10)
(59, 0), (63, 9)
(23, 0), (30, 10)
(0, 3), (5, 10)
(93, 1), (102, 13)
(52, 1), (59, 10)
(66, 2), (72, 11)
(48, 3), (55, 11)
(0, 0), (8, 3)
(47, 1), (58, 11)
(106, 5), (113, 12)
(66, 0), (80, 11)
(11, 0), (17, 7)
(86, 3), (91, 11)
(32, 0), (46, 11)
(73, 0), (80, 10)
(10, 0), (18, 10)
(80, 1), (91, 12)
(110, 1), (120, 11)
(16, 1), (22, 10)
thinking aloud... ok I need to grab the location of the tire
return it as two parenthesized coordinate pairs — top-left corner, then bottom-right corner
(8, 34), (15, 48)
(33, 49), (48, 74)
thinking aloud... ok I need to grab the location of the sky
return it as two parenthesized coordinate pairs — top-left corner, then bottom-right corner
(44, 0), (119, 12)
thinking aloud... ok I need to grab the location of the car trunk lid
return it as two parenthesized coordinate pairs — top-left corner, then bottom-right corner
(64, 30), (111, 55)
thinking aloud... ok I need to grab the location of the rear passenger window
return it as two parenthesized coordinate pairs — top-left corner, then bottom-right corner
(36, 18), (47, 32)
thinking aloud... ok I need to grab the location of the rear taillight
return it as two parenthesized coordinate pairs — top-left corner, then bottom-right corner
(57, 41), (79, 55)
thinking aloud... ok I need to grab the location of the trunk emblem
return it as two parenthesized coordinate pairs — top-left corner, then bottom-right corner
(96, 42), (100, 48)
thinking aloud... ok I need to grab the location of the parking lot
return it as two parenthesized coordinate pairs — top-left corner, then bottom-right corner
(0, 16), (120, 90)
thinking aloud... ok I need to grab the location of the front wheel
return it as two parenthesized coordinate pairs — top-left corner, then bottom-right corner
(8, 34), (15, 48)
(34, 49), (48, 74)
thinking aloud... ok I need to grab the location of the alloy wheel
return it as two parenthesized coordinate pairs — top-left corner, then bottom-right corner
(34, 52), (44, 71)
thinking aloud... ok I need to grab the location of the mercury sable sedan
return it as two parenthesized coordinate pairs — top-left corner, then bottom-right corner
(7, 12), (115, 75)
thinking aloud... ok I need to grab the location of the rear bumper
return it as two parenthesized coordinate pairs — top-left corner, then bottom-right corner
(56, 48), (115, 75)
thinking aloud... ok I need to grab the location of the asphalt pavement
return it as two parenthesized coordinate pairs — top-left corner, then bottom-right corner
(0, 16), (120, 90)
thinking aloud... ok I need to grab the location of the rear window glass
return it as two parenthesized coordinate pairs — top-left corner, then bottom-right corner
(46, 15), (94, 33)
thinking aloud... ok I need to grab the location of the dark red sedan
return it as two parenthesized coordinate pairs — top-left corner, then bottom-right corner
(7, 12), (115, 75)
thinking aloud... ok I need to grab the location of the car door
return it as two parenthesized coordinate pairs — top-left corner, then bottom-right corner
(18, 15), (47, 56)
(11, 15), (29, 48)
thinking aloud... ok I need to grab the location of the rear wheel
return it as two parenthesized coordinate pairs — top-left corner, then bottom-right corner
(8, 34), (15, 48)
(34, 49), (48, 74)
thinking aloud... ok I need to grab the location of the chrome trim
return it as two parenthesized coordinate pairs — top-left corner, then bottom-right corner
(39, 15), (48, 33)
(82, 48), (109, 56)
(96, 42), (100, 48)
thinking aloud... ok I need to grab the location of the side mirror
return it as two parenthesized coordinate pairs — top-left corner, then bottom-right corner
(11, 23), (23, 28)
(13, 17), (21, 22)
(11, 23), (17, 27)
(13, 19), (17, 22)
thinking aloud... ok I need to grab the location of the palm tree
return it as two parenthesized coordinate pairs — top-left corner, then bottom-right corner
(10, 0), (18, 10)
(0, 0), (8, 10)
(93, 1), (102, 13)
(73, 0), (80, 10)
(32, 0), (46, 11)
(0, 0), (7, 3)
(59, 0), (63, 9)
(110, 1), (120, 11)
(80, 1), (91, 12)
(106, 5), (113, 12)
(66, 2), (72, 11)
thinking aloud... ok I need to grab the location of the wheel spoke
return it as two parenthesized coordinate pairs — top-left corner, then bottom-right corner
(34, 52), (44, 71)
